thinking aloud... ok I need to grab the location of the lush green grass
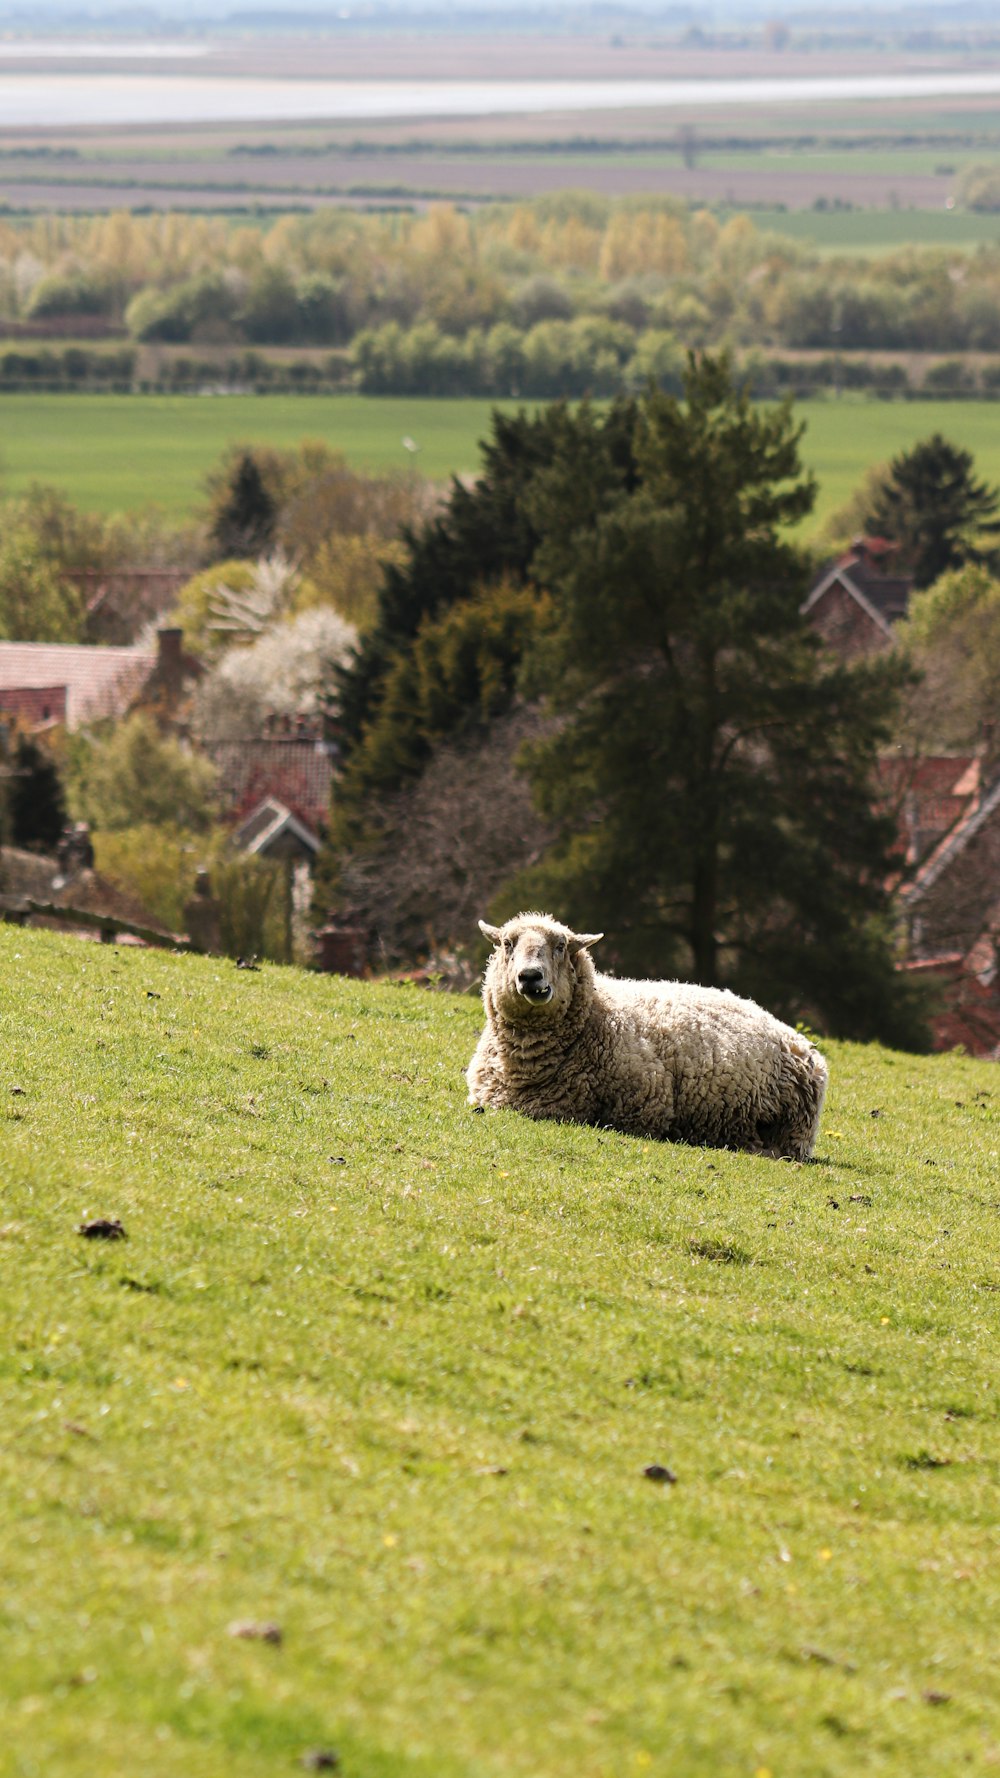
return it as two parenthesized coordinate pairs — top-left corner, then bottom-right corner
(2, 927), (999, 1777)
(3, 392), (1000, 536)
(0, 393), (516, 511)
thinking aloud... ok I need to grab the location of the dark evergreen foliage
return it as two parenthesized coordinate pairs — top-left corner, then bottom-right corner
(864, 433), (1000, 588)
(511, 354), (929, 1047)
(334, 401), (638, 756)
(207, 451), (278, 561)
(321, 358), (928, 1045)
(8, 735), (67, 852)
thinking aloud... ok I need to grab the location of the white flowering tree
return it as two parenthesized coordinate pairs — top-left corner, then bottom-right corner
(193, 605), (358, 742)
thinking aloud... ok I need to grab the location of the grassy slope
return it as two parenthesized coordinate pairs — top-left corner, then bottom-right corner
(4, 392), (1000, 535)
(2, 927), (999, 1778)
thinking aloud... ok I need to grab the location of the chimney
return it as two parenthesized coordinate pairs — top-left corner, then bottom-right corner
(156, 627), (184, 699)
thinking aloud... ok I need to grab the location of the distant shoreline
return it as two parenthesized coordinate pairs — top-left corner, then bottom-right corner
(7, 70), (1000, 131)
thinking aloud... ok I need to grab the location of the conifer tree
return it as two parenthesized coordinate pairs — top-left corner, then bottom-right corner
(515, 354), (927, 1046)
(863, 433), (1000, 588)
(207, 451), (278, 562)
(334, 401), (638, 756)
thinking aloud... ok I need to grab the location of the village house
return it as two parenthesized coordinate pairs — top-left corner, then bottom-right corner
(801, 537), (913, 661)
(0, 628), (202, 733)
(207, 712), (334, 834)
(893, 767), (1000, 1057)
(877, 753), (981, 870)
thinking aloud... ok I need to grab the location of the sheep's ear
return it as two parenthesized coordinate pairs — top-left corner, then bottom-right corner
(569, 931), (603, 955)
(479, 921), (503, 946)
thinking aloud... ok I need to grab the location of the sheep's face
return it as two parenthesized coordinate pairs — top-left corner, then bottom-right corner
(479, 914), (602, 1023)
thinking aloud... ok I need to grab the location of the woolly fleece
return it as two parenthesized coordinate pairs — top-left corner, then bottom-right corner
(467, 912), (828, 1161)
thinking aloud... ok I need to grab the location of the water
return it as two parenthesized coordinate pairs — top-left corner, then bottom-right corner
(0, 42), (208, 60)
(3, 69), (1000, 129)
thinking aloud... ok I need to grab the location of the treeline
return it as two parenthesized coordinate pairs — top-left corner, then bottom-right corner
(0, 344), (352, 394)
(352, 322), (1000, 400)
(6, 334), (1000, 402)
(3, 197), (1000, 363)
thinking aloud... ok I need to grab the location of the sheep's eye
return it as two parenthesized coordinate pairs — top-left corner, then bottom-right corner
(553, 942), (566, 958)
(503, 937), (514, 954)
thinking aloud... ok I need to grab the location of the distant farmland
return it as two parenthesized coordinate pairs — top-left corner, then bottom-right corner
(4, 391), (1000, 535)
(2, 31), (1000, 218)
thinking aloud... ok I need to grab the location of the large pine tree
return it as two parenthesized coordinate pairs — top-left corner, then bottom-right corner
(513, 354), (927, 1045)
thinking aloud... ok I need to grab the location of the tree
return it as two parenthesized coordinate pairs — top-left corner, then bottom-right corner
(69, 715), (217, 833)
(515, 353), (927, 1046)
(862, 433), (1000, 588)
(338, 706), (553, 971)
(207, 450), (279, 561)
(6, 734), (67, 850)
(193, 606), (358, 743)
(334, 400), (639, 759)
(897, 563), (1000, 754)
(0, 539), (83, 642)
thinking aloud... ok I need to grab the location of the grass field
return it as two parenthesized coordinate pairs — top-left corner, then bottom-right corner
(2, 926), (999, 1777)
(723, 206), (1000, 253)
(3, 392), (1000, 536)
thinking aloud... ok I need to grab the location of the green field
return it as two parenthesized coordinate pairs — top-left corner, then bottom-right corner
(0, 394), (517, 513)
(3, 392), (1000, 536)
(722, 206), (1000, 254)
(2, 926), (999, 1777)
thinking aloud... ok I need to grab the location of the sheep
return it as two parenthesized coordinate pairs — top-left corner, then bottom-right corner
(467, 912), (828, 1161)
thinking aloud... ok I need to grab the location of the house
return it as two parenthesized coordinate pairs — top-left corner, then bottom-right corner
(209, 715), (335, 832)
(802, 537), (913, 661)
(901, 916), (1000, 1059)
(0, 844), (177, 946)
(0, 628), (201, 732)
(877, 754), (981, 871)
(73, 566), (189, 647)
(901, 770), (1000, 962)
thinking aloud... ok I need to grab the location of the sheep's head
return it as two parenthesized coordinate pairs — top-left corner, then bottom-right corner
(479, 913), (602, 1023)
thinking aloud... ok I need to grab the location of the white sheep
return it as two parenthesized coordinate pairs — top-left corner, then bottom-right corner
(467, 912), (828, 1161)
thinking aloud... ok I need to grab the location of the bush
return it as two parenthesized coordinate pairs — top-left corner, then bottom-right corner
(922, 358), (978, 396)
(69, 715), (218, 833)
(126, 273), (242, 344)
(24, 272), (115, 320)
(213, 853), (292, 963)
(0, 345), (135, 389)
(956, 163), (1000, 211)
(93, 823), (293, 960)
(93, 823), (204, 934)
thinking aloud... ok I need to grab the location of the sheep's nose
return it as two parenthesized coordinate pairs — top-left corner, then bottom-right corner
(518, 967), (544, 988)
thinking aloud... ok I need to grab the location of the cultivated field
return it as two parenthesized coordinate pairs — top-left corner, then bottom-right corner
(4, 392), (1000, 536)
(1, 32), (999, 213)
(2, 926), (999, 1777)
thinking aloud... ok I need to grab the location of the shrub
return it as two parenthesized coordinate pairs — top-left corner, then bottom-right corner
(69, 715), (218, 833)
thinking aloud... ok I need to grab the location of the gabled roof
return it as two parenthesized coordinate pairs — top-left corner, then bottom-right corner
(232, 797), (319, 857)
(902, 770), (1000, 904)
(0, 641), (155, 729)
(801, 548), (913, 635)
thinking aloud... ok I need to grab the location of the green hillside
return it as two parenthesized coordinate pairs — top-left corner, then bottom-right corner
(2, 927), (998, 1777)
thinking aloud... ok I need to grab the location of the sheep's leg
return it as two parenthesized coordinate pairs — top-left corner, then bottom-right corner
(466, 1028), (510, 1107)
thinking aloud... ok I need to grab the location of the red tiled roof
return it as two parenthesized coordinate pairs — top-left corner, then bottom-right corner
(877, 755), (978, 798)
(209, 738), (334, 832)
(0, 642), (154, 729)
